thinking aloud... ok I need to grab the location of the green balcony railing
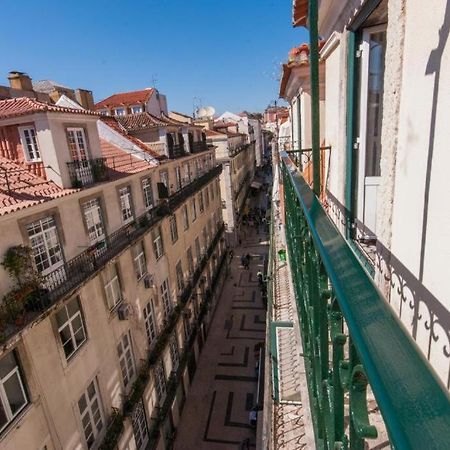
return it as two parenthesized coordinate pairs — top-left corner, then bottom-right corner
(281, 153), (450, 450)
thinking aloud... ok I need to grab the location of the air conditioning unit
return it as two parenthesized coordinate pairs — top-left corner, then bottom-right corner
(118, 303), (132, 320)
(144, 274), (155, 289)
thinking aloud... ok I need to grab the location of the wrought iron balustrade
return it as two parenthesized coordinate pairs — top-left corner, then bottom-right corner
(168, 144), (186, 159)
(229, 143), (249, 158)
(281, 153), (450, 450)
(0, 166), (223, 345)
(167, 165), (222, 211)
(190, 141), (208, 153)
(66, 158), (109, 187)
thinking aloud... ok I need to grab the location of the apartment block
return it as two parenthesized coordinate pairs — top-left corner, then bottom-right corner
(0, 93), (227, 450)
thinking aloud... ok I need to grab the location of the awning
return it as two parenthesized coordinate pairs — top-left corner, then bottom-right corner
(251, 181), (262, 189)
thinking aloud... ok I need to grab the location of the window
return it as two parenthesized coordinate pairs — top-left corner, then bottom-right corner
(175, 261), (184, 293)
(119, 186), (134, 224)
(0, 351), (28, 433)
(187, 247), (194, 276)
(19, 126), (41, 161)
(143, 300), (157, 345)
(27, 216), (63, 276)
(131, 399), (148, 450)
(66, 128), (88, 161)
(117, 331), (136, 388)
(141, 177), (154, 210)
(191, 198), (197, 222)
(199, 191), (204, 213)
(160, 279), (172, 318)
(114, 107), (126, 116)
(152, 226), (164, 260)
(195, 237), (201, 263)
(159, 170), (169, 189)
(355, 24), (387, 237)
(210, 183), (214, 201)
(202, 226), (208, 250)
(83, 199), (105, 246)
(169, 336), (179, 371)
(183, 163), (191, 184)
(78, 379), (104, 449)
(182, 204), (189, 230)
(169, 215), (178, 243)
(103, 264), (122, 310)
(55, 297), (87, 359)
(131, 105), (143, 114)
(205, 187), (210, 208)
(153, 361), (166, 403)
(175, 166), (182, 191)
(132, 241), (147, 280)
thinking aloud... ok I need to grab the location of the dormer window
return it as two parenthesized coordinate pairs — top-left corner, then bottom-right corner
(114, 107), (126, 116)
(131, 105), (143, 114)
(19, 126), (41, 162)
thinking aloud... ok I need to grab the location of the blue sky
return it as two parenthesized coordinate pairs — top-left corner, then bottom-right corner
(0, 0), (308, 115)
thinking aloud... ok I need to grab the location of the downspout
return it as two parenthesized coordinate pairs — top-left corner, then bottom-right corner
(308, 0), (321, 196)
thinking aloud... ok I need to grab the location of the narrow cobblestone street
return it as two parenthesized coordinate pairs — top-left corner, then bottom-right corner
(174, 189), (269, 450)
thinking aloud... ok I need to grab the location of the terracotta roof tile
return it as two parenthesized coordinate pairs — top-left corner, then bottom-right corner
(0, 97), (99, 120)
(100, 139), (153, 177)
(99, 116), (163, 160)
(0, 157), (78, 216)
(95, 89), (154, 110)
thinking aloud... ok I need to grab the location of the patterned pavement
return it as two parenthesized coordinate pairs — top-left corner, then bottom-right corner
(174, 195), (269, 450)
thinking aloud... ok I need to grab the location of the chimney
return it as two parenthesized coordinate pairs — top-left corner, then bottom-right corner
(75, 89), (95, 110)
(8, 71), (33, 91)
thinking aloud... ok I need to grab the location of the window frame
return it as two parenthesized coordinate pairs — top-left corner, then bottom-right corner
(160, 279), (172, 319)
(169, 215), (179, 244)
(78, 378), (104, 449)
(82, 198), (105, 246)
(191, 198), (197, 222)
(103, 263), (122, 310)
(182, 204), (189, 230)
(114, 107), (126, 116)
(132, 241), (147, 281)
(0, 351), (28, 434)
(27, 216), (64, 276)
(118, 186), (134, 225)
(66, 127), (89, 161)
(18, 126), (41, 162)
(143, 300), (157, 345)
(55, 297), (87, 360)
(130, 105), (143, 114)
(117, 331), (136, 388)
(152, 226), (164, 260)
(141, 177), (154, 210)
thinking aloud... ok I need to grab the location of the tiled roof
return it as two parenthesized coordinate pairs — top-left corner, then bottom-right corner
(95, 89), (154, 110)
(214, 121), (238, 129)
(0, 97), (99, 120)
(116, 112), (190, 132)
(0, 157), (78, 216)
(205, 129), (226, 137)
(99, 116), (163, 160)
(99, 139), (153, 177)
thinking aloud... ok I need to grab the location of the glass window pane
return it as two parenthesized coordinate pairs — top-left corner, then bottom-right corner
(3, 372), (26, 415)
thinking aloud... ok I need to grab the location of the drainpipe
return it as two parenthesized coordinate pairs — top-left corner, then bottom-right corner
(308, 0), (321, 196)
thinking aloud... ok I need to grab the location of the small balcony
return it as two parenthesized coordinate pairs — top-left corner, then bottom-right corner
(190, 141), (208, 153)
(267, 152), (450, 449)
(168, 144), (186, 159)
(66, 158), (109, 188)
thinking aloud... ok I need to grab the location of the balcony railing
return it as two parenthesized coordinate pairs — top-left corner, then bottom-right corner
(66, 158), (109, 187)
(168, 144), (186, 159)
(229, 143), (249, 158)
(0, 166), (223, 345)
(168, 165), (222, 211)
(190, 141), (208, 154)
(280, 153), (450, 449)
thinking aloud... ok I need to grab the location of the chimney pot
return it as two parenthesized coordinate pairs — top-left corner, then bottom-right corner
(8, 71), (33, 91)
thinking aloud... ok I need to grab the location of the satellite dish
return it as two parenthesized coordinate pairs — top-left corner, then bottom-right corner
(204, 106), (216, 118)
(196, 107), (207, 118)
